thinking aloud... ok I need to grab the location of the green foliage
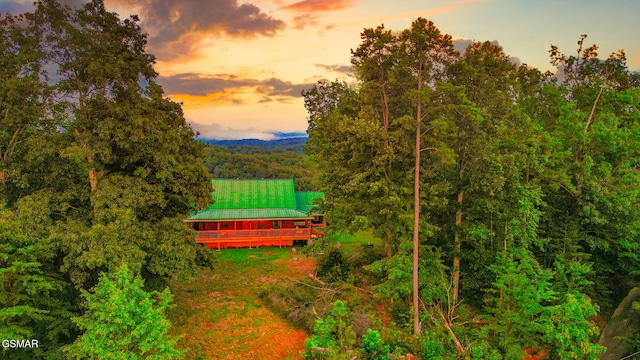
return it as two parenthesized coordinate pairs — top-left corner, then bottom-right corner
(317, 247), (351, 282)
(483, 248), (556, 357)
(0, 243), (53, 340)
(545, 293), (605, 359)
(302, 232), (333, 256)
(203, 145), (319, 190)
(0, 1), (216, 356)
(202, 138), (308, 154)
(366, 244), (413, 301)
(0, 206), (79, 360)
(360, 329), (390, 360)
(420, 330), (446, 360)
(306, 21), (628, 359)
(624, 301), (640, 354)
(1, 0), (217, 290)
(0, 9), (52, 203)
(304, 301), (358, 360)
(63, 264), (182, 360)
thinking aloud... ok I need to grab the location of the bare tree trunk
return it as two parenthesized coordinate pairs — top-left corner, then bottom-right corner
(584, 84), (604, 133)
(0, 169), (5, 204)
(452, 188), (463, 303)
(86, 150), (99, 193)
(88, 167), (98, 192)
(413, 62), (423, 336)
(436, 305), (465, 354)
(75, 129), (100, 192)
(382, 85), (390, 133)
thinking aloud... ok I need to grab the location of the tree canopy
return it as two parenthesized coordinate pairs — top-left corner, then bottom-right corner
(304, 18), (638, 357)
(0, 1), (214, 358)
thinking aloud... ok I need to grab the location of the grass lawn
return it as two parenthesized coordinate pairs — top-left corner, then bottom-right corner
(167, 231), (378, 359)
(332, 230), (382, 256)
(168, 247), (315, 360)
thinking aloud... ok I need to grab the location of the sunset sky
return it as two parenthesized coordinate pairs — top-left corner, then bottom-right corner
(2, 0), (640, 139)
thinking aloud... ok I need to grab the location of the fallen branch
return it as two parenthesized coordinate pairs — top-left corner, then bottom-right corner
(309, 273), (326, 287)
(435, 305), (466, 354)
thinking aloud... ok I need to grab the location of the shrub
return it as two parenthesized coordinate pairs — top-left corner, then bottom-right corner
(361, 329), (391, 360)
(317, 247), (351, 282)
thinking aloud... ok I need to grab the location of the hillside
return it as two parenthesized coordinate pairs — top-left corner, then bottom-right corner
(168, 248), (315, 359)
(201, 138), (319, 191)
(199, 137), (308, 155)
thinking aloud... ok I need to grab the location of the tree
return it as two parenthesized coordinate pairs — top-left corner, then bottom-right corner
(0, 241), (53, 354)
(305, 18), (626, 356)
(0, 0), (217, 357)
(36, 0), (157, 195)
(63, 264), (182, 360)
(304, 300), (357, 360)
(542, 35), (640, 310)
(352, 25), (396, 134)
(27, 0), (213, 288)
(545, 292), (604, 359)
(396, 17), (456, 334)
(0, 205), (78, 360)
(0, 9), (51, 204)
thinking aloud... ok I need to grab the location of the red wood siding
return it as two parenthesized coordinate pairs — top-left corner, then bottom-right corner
(195, 228), (312, 249)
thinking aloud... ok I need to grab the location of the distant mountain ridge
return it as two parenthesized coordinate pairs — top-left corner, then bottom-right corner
(199, 137), (308, 154)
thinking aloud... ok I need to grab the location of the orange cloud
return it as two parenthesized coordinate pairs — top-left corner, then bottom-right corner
(280, 0), (354, 12)
(168, 92), (247, 109)
(157, 73), (315, 108)
(106, 0), (285, 60)
(292, 13), (319, 29)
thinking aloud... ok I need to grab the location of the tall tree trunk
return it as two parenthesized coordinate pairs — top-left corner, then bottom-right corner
(0, 169), (5, 204)
(88, 167), (98, 192)
(413, 62), (423, 336)
(75, 129), (99, 192)
(453, 188), (463, 303)
(584, 84), (604, 133)
(381, 85), (390, 133)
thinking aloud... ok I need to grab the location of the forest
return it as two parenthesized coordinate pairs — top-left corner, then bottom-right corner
(202, 142), (319, 191)
(298, 18), (640, 359)
(1, 1), (213, 358)
(1, 0), (640, 359)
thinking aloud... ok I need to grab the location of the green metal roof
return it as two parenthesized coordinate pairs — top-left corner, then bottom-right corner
(295, 191), (324, 213)
(209, 179), (297, 210)
(187, 179), (324, 221)
(187, 208), (311, 221)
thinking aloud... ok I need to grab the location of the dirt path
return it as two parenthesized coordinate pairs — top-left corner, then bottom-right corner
(168, 248), (316, 359)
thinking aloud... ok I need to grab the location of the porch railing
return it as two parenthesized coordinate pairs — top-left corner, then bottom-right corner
(196, 228), (311, 241)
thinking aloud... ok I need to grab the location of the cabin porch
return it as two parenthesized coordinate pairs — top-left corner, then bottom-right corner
(188, 219), (314, 249)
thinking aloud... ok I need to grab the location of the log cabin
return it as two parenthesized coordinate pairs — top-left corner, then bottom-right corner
(186, 179), (325, 249)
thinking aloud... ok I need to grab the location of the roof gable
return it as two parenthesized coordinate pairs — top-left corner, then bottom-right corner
(295, 191), (324, 213)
